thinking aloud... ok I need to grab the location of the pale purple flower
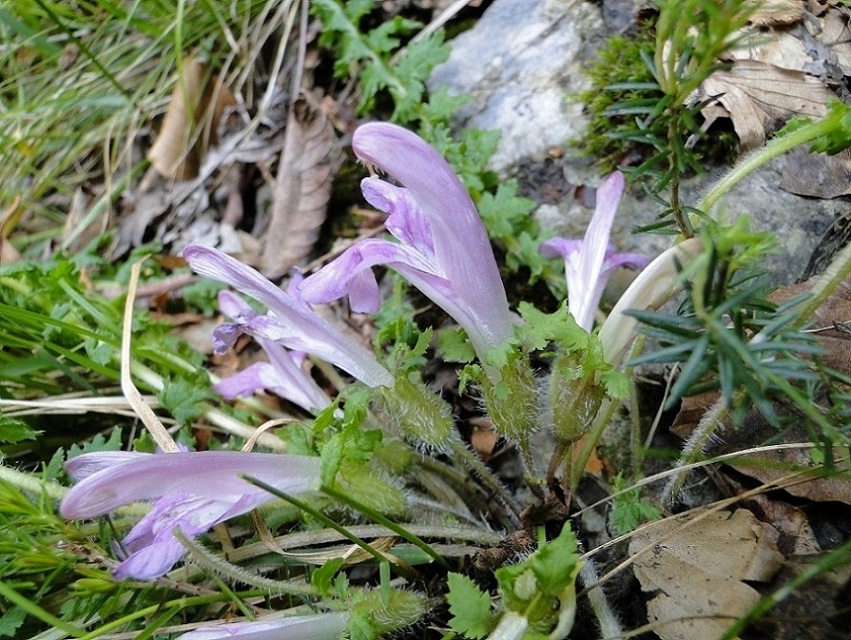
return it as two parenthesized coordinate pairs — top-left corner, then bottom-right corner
(174, 612), (349, 640)
(60, 451), (321, 580)
(297, 122), (514, 361)
(183, 244), (393, 389)
(540, 172), (649, 331)
(213, 290), (331, 413)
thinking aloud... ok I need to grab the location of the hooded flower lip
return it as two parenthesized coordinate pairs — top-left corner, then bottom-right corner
(539, 171), (649, 332)
(174, 612), (349, 640)
(183, 244), (393, 389)
(297, 122), (514, 361)
(213, 290), (331, 413)
(61, 451), (321, 580)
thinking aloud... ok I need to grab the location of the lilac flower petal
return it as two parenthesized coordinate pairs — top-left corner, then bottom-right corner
(65, 451), (141, 480)
(362, 177), (434, 254)
(539, 238), (583, 260)
(175, 612), (350, 640)
(184, 245), (393, 388)
(582, 172), (626, 283)
(346, 268), (382, 314)
(214, 363), (279, 399)
(604, 251), (650, 272)
(352, 123), (514, 355)
(113, 493), (262, 580)
(214, 349), (329, 412)
(263, 343), (331, 411)
(213, 321), (244, 353)
(539, 172), (646, 332)
(300, 238), (451, 306)
(60, 451), (321, 519)
(217, 289), (251, 319)
(215, 290), (331, 411)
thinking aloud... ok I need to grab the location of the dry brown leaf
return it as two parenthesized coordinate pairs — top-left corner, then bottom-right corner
(747, 0), (804, 26)
(730, 30), (812, 72)
(817, 9), (851, 74)
(469, 418), (499, 458)
(630, 509), (784, 640)
(148, 58), (236, 181)
(694, 60), (830, 150)
(741, 492), (822, 555)
(260, 95), (338, 278)
(780, 147), (851, 199)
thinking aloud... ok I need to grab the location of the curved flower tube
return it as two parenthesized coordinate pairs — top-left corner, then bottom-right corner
(540, 172), (649, 332)
(183, 244), (393, 389)
(298, 122), (514, 362)
(174, 612), (349, 640)
(60, 451), (321, 580)
(213, 290), (331, 413)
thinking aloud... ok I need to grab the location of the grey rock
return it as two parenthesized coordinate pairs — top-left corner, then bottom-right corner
(429, 0), (846, 284)
(429, 0), (603, 171)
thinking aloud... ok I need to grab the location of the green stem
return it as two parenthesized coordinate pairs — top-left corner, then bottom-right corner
(322, 484), (449, 569)
(699, 116), (839, 214)
(794, 238), (851, 324)
(668, 116), (692, 238)
(0, 464), (66, 500)
(569, 398), (620, 492)
(240, 475), (418, 580)
(447, 436), (522, 518)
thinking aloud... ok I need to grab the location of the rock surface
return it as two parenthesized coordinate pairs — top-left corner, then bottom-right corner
(429, 0), (848, 284)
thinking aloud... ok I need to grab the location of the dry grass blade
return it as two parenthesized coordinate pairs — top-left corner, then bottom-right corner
(122, 259), (180, 453)
(261, 95), (339, 278)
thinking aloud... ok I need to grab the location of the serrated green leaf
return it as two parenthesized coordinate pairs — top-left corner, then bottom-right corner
(600, 369), (630, 399)
(517, 302), (586, 352)
(446, 573), (496, 639)
(438, 328), (476, 363)
(320, 434), (344, 486)
(0, 606), (27, 638)
(67, 427), (123, 460)
(312, 557), (345, 596)
(495, 524), (581, 630)
(157, 372), (214, 426)
(0, 416), (41, 444)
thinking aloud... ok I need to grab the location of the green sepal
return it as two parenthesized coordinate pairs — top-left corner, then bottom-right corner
(372, 374), (454, 450)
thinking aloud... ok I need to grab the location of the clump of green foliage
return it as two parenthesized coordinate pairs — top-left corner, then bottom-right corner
(575, 26), (660, 171)
(576, 0), (756, 236)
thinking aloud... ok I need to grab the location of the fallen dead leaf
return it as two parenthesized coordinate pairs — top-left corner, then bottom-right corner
(747, 0), (804, 26)
(693, 60), (830, 150)
(630, 509), (784, 640)
(816, 8), (851, 74)
(730, 30), (812, 72)
(148, 58), (236, 181)
(469, 417), (499, 458)
(260, 94), (339, 278)
(738, 491), (822, 555)
(780, 147), (851, 199)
